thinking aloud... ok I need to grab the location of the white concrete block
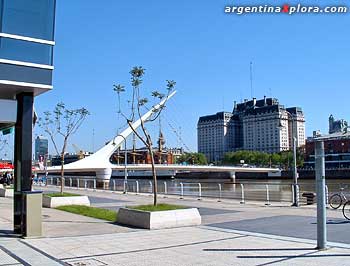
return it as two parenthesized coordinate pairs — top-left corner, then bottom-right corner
(42, 195), (90, 208)
(117, 208), (201, 229)
(0, 188), (14, 197)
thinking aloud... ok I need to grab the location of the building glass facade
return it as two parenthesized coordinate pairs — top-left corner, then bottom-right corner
(35, 136), (48, 161)
(0, 0), (55, 40)
(0, 0), (56, 236)
(0, 0), (55, 100)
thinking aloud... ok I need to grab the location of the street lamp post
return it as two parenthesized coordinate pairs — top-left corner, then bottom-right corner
(117, 135), (128, 193)
(292, 135), (299, 207)
(44, 153), (48, 185)
(279, 110), (299, 207)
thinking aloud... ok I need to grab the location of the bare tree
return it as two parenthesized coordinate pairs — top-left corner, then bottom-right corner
(0, 135), (8, 152)
(38, 103), (90, 194)
(114, 66), (175, 206)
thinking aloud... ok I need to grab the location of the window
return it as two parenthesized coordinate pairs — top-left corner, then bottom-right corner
(0, 0), (55, 40)
(0, 37), (53, 65)
(0, 63), (52, 85)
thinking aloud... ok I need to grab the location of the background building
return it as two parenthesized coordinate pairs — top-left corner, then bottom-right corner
(34, 135), (48, 161)
(197, 112), (235, 162)
(198, 97), (306, 162)
(329, 114), (348, 134)
(305, 116), (350, 169)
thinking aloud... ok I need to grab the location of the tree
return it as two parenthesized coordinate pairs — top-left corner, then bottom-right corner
(223, 149), (304, 169)
(114, 66), (175, 206)
(0, 134), (8, 151)
(38, 103), (89, 194)
(178, 152), (207, 165)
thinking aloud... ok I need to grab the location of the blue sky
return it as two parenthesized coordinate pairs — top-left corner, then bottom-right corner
(31, 0), (350, 155)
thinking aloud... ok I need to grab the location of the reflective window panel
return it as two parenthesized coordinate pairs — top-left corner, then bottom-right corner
(0, 0), (55, 41)
(0, 37), (53, 65)
(0, 63), (52, 85)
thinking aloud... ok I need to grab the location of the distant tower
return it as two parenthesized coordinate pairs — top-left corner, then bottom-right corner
(158, 131), (166, 152)
(157, 115), (166, 164)
(329, 114), (334, 134)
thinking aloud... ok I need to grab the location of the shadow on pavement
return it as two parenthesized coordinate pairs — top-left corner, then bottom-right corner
(203, 248), (316, 252)
(238, 253), (350, 259)
(0, 229), (19, 238)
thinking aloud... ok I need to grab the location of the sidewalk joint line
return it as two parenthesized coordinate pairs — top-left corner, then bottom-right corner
(0, 245), (31, 266)
(59, 235), (247, 261)
(19, 240), (68, 265)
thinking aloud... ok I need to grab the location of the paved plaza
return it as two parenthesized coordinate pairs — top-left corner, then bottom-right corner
(1, 186), (350, 265)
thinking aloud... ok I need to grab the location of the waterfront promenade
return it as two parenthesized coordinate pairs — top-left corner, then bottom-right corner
(1, 187), (350, 265)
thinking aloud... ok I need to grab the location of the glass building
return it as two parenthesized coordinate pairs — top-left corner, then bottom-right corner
(0, 0), (56, 236)
(35, 135), (48, 161)
(0, 0), (55, 105)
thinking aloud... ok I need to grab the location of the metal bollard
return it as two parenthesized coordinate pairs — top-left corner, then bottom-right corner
(240, 184), (245, 204)
(180, 182), (184, 199)
(93, 179), (96, 191)
(325, 185), (329, 205)
(123, 180), (127, 194)
(198, 183), (202, 200)
(295, 184), (300, 206)
(77, 178), (80, 189)
(149, 181), (153, 194)
(50, 177), (53, 185)
(291, 184), (295, 204)
(56, 178), (60, 186)
(113, 180), (116, 192)
(164, 181), (167, 198)
(136, 180), (139, 195)
(84, 180), (87, 190)
(218, 184), (222, 202)
(69, 178), (72, 187)
(265, 184), (271, 206)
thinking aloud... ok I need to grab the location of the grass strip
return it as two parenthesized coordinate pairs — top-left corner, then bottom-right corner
(45, 192), (80, 197)
(56, 205), (117, 222)
(129, 203), (187, 212)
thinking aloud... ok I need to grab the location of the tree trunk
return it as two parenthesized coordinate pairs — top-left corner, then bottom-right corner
(60, 140), (67, 194)
(148, 146), (157, 206)
(60, 153), (64, 194)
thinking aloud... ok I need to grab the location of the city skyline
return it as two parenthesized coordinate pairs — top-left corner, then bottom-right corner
(1, 0), (349, 157)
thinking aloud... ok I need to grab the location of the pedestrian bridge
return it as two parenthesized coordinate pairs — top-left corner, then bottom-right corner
(40, 163), (280, 181)
(36, 91), (280, 182)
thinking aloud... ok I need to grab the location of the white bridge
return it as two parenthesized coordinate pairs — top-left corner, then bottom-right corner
(37, 90), (280, 183)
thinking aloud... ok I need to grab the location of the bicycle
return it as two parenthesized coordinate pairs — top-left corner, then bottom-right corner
(329, 187), (347, 209)
(342, 200), (350, 220)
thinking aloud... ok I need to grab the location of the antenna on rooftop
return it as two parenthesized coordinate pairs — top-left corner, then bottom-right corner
(250, 61), (253, 99)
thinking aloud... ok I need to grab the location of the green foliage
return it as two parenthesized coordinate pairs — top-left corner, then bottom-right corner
(177, 152), (208, 165)
(56, 205), (117, 222)
(223, 149), (304, 169)
(113, 66), (176, 206)
(46, 192), (80, 197)
(129, 203), (187, 212)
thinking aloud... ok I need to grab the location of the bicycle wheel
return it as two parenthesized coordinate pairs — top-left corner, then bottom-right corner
(342, 201), (350, 220)
(329, 194), (342, 209)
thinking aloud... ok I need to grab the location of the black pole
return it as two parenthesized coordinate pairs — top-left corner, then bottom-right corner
(13, 92), (34, 235)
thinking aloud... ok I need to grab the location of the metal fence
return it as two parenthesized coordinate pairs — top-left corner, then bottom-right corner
(38, 176), (350, 205)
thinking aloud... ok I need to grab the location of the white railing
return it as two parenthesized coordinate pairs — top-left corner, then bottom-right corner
(40, 176), (339, 205)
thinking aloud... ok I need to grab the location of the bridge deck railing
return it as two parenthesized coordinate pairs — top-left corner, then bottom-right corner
(38, 176), (340, 205)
